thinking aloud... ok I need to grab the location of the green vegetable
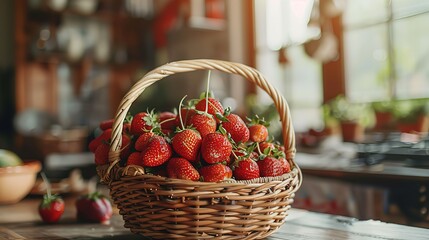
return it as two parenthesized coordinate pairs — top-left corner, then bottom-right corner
(0, 149), (23, 167)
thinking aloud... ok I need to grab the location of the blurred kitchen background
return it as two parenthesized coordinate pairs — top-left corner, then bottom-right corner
(0, 0), (428, 229)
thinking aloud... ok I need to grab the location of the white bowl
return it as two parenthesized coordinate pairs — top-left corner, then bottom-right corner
(0, 161), (41, 204)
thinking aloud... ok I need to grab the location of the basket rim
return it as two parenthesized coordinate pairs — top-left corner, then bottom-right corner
(97, 163), (302, 189)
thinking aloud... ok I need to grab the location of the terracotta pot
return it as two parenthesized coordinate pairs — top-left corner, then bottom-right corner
(374, 111), (393, 131)
(340, 121), (364, 142)
(397, 115), (429, 135)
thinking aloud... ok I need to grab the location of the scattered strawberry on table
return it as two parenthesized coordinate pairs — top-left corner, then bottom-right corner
(75, 191), (113, 224)
(38, 173), (64, 223)
(89, 75), (291, 182)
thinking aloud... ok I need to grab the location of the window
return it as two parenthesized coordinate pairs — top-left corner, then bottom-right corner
(254, 0), (323, 132)
(343, 0), (429, 102)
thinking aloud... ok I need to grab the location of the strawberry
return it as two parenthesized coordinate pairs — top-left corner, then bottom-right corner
(99, 116), (132, 133)
(172, 129), (202, 162)
(130, 111), (157, 135)
(126, 152), (142, 166)
(94, 142), (110, 165)
(89, 128), (112, 152)
(249, 124), (268, 143)
(278, 157), (291, 174)
(159, 111), (177, 131)
(189, 113), (216, 138)
(200, 164), (232, 182)
(195, 98), (224, 119)
(222, 113), (250, 143)
(99, 119), (114, 130)
(257, 156), (284, 177)
(141, 136), (172, 167)
(258, 142), (275, 153)
(76, 192), (113, 224)
(135, 132), (155, 151)
(174, 108), (196, 128)
(166, 157), (200, 181)
(120, 134), (132, 160)
(201, 132), (232, 164)
(39, 194), (65, 223)
(232, 158), (260, 180)
(247, 115), (269, 143)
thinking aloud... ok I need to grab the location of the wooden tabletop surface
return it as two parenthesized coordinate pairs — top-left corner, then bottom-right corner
(1, 196), (428, 240)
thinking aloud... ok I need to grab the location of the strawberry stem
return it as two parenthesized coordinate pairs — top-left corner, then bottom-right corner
(178, 95), (188, 130)
(41, 172), (51, 198)
(205, 70), (211, 114)
(159, 117), (176, 126)
(256, 142), (263, 156)
(231, 150), (239, 160)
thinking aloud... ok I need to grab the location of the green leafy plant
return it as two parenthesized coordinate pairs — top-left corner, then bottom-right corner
(393, 99), (429, 123)
(372, 101), (396, 113)
(323, 95), (373, 127)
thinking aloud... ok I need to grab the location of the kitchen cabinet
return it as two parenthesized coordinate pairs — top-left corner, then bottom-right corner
(14, 0), (154, 126)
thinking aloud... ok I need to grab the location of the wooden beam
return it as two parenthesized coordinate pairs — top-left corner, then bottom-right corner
(322, 15), (345, 103)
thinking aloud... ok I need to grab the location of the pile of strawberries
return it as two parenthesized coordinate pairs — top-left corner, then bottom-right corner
(89, 93), (290, 182)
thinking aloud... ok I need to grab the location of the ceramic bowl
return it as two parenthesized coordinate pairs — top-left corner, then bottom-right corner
(0, 161), (41, 204)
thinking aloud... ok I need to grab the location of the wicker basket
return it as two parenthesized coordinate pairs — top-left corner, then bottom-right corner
(97, 59), (302, 240)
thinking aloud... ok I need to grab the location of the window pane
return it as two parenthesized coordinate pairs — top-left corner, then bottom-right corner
(344, 24), (390, 102)
(343, 0), (389, 27)
(392, 0), (429, 18)
(393, 13), (429, 99)
(254, 0), (323, 131)
(288, 46), (322, 106)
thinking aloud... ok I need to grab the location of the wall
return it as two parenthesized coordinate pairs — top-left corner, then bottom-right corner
(0, 0), (15, 149)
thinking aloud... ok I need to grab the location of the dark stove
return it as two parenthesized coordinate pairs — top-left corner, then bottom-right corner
(356, 132), (429, 222)
(357, 132), (429, 167)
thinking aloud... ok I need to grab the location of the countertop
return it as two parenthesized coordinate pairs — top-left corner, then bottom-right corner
(1, 196), (429, 240)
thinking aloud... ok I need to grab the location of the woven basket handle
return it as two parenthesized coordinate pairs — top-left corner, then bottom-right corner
(108, 59), (296, 173)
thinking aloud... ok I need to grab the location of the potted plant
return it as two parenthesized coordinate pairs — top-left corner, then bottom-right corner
(371, 101), (395, 131)
(324, 95), (373, 142)
(394, 100), (429, 135)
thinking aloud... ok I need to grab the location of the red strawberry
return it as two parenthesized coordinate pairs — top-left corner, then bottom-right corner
(249, 124), (268, 142)
(135, 132), (155, 151)
(100, 119), (132, 134)
(195, 98), (224, 118)
(175, 108), (196, 128)
(89, 128), (112, 152)
(99, 119), (114, 130)
(159, 111), (177, 131)
(39, 194), (64, 223)
(141, 136), (172, 167)
(166, 157), (200, 181)
(278, 157), (291, 174)
(257, 156), (283, 177)
(130, 112), (156, 135)
(126, 152), (142, 166)
(94, 142), (110, 165)
(229, 149), (247, 165)
(200, 164), (232, 182)
(222, 114), (250, 143)
(172, 129), (202, 162)
(233, 158), (260, 180)
(120, 134), (132, 160)
(258, 142), (275, 153)
(189, 113), (216, 138)
(201, 133), (232, 164)
(76, 192), (113, 224)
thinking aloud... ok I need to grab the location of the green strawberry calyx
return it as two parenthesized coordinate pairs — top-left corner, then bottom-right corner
(84, 191), (107, 201)
(41, 194), (63, 209)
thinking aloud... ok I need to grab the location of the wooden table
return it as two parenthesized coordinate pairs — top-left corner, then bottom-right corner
(1, 197), (428, 240)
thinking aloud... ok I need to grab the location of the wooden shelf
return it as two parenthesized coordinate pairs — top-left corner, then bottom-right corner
(15, 0), (149, 119)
